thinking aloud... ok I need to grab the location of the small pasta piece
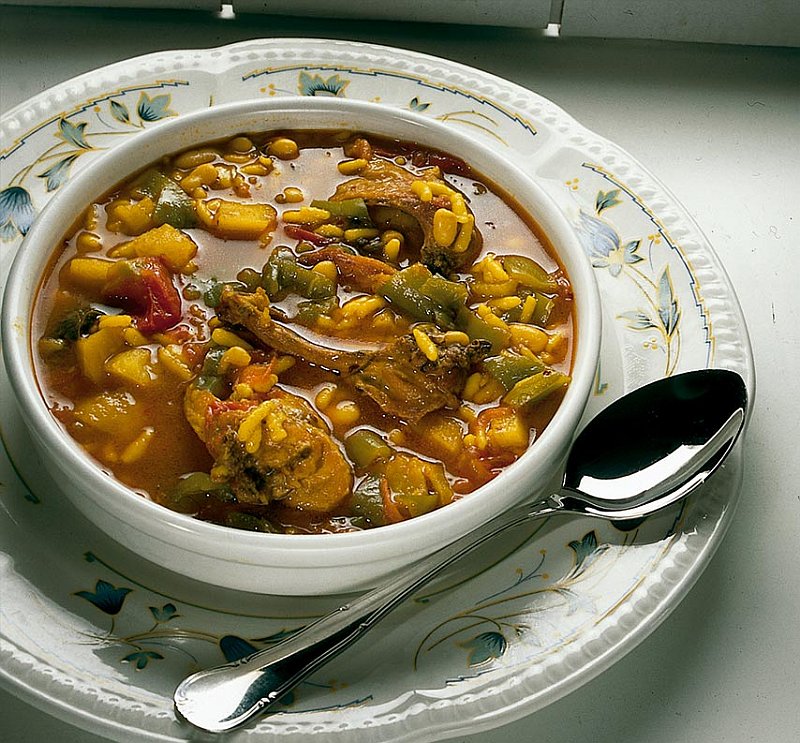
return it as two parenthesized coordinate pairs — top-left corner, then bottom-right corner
(180, 163), (218, 193)
(383, 238), (401, 262)
(315, 383), (338, 411)
(218, 346), (252, 373)
(272, 355), (296, 374)
(282, 186), (305, 203)
(337, 158), (368, 175)
(519, 295), (537, 324)
(227, 136), (254, 153)
(509, 323), (548, 354)
(433, 209), (458, 247)
(412, 327), (439, 362)
(174, 149), (217, 170)
(121, 428), (156, 464)
(211, 328), (253, 350)
(329, 400), (361, 428)
(411, 180), (433, 202)
(315, 223), (344, 238)
(344, 227), (379, 242)
(311, 260), (338, 284)
(76, 231), (102, 253)
(268, 138), (299, 160)
(282, 206), (331, 225)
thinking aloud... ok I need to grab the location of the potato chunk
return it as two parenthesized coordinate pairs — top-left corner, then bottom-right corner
(105, 348), (157, 387)
(64, 257), (114, 293)
(195, 198), (277, 240)
(72, 390), (145, 438)
(75, 327), (126, 384)
(112, 224), (198, 272)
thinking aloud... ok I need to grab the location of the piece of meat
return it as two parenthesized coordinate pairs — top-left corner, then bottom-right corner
(349, 334), (490, 420)
(184, 383), (352, 512)
(331, 157), (482, 274)
(217, 287), (372, 374)
(216, 287), (491, 421)
(298, 247), (396, 294)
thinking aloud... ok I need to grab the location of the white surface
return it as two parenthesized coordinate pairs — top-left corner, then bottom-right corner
(0, 6), (798, 743)
(234, 0), (550, 27)
(560, 0), (800, 47)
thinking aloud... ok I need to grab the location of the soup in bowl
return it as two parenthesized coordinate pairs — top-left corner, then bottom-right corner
(2, 98), (600, 594)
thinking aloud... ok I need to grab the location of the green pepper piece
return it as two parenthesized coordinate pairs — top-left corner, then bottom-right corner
(236, 267), (262, 292)
(165, 471), (235, 514)
(279, 260), (336, 300)
(345, 429), (392, 468)
(259, 252), (284, 298)
(455, 306), (510, 353)
(420, 274), (469, 311)
(200, 345), (226, 375)
(350, 474), (386, 526)
(530, 293), (555, 327)
(130, 168), (165, 200)
(261, 249), (335, 300)
(310, 198), (372, 223)
(204, 279), (245, 308)
(295, 297), (338, 325)
(195, 345), (228, 396)
(153, 178), (197, 229)
(502, 369), (571, 407)
(498, 290), (555, 327)
(503, 255), (558, 293)
(131, 169), (196, 228)
(484, 353), (545, 391)
(224, 511), (279, 533)
(53, 305), (104, 341)
(378, 264), (458, 329)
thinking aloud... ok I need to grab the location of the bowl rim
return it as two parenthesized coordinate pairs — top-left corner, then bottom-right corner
(1, 96), (601, 557)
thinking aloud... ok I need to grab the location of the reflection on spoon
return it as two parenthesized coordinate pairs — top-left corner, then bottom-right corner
(174, 368), (748, 734)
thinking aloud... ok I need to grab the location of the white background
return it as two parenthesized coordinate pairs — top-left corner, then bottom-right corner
(1, 5), (799, 741)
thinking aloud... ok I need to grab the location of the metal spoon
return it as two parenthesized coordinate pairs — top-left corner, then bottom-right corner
(174, 368), (747, 733)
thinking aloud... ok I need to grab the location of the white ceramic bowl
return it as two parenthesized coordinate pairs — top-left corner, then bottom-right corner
(2, 98), (600, 595)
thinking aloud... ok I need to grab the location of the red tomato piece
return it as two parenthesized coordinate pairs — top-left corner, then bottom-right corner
(101, 256), (182, 334)
(283, 224), (334, 246)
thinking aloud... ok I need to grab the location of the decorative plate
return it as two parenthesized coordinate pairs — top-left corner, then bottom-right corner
(0, 39), (753, 742)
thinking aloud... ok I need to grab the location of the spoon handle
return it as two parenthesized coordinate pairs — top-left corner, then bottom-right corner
(173, 496), (561, 733)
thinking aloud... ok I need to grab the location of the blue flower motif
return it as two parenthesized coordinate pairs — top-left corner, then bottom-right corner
(110, 100), (131, 124)
(568, 531), (601, 571)
(569, 531), (608, 584)
(657, 267), (680, 336)
(149, 603), (179, 623)
(0, 186), (35, 240)
(137, 92), (176, 122)
(219, 634), (259, 662)
(75, 579), (132, 615)
(577, 211), (642, 277)
(38, 154), (80, 192)
(619, 310), (657, 331)
(460, 631), (507, 666)
(409, 96), (430, 112)
(595, 188), (622, 213)
(123, 650), (163, 670)
(298, 72), (348, 97)
(57, 118), (91, 149)
(578, 210), (618, 257)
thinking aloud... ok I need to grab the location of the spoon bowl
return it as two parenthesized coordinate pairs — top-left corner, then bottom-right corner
(174, 368), (748, 734)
